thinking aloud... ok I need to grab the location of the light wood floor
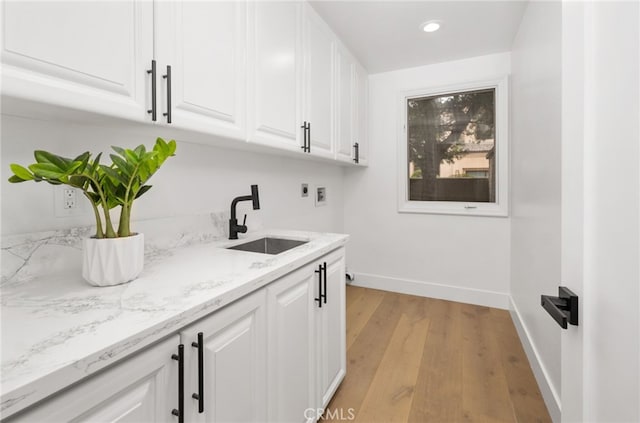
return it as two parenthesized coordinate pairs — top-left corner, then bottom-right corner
(324, 286), (552, 423)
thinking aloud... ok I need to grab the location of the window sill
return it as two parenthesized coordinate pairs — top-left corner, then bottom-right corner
(398, 201), (509, 217)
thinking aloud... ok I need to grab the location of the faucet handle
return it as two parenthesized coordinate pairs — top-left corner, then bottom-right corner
(242, 214), (247, 227)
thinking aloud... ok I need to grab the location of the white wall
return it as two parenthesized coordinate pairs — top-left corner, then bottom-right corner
(509, 2), (562, 421)
(1, 115), (345, 236)
(343, 52), (511, 309)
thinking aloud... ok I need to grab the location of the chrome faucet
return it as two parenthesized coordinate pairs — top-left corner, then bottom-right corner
(229, 185), (260, 240)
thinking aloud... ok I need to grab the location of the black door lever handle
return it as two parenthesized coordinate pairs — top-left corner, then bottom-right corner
(541, 286), (578, 329)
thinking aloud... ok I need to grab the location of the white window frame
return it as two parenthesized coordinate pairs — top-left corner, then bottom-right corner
(397, 76), (509, 217)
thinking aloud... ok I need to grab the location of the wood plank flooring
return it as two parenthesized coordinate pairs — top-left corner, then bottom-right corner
(324, 286), (551, 423)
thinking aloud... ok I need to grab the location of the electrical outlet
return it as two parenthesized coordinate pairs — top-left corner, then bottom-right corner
(301, 183), (309, 197)
(315, 186), (327, 207)
(54, 186), (86, 217)
(63, 188), (76, 209)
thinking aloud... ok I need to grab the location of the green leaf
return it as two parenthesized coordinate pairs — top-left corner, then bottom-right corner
(33, 151), (70, 170)
(90, 152), (102, 174)
(100, 165), (128, 185)
(10, 164), (34, 181)
(110, 154), (133, 176)
(28, 163), (65, 180)
(8, 175), (26, 183)
(123, 149), (140, 164)
(134, 144), (146, 157)
(111, 146), (127, 157)
(135, 184), (152, 199)
(68, 175), (89, 188)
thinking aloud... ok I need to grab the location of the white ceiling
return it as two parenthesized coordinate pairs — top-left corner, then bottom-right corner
(310, 1), (528, 73)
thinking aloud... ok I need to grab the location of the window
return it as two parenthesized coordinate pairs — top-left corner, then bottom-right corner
(397, 77), (509, 216)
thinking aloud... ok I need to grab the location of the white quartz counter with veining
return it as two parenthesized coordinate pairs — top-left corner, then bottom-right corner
(0, 230), (348, 419)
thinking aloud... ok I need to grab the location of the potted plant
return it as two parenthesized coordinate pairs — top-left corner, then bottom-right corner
(8, 137), (177, 286)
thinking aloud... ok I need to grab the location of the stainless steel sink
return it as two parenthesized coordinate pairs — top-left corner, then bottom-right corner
(227, 237), (308, 255)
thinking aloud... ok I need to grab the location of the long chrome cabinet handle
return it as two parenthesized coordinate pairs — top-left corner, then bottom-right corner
(147, 60), (157, 121)
(171, 344), (184, 423)
(163, 65), (172, 124)
(191, 332), (204, 413)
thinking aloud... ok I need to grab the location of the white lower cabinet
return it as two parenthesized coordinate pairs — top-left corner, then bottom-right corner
(10, 248), (346, 423)
(267, 264), (317, 423)
(11, 335), (180, 423)
(181, 289), (267, 423)
(316, 250), (347, 409)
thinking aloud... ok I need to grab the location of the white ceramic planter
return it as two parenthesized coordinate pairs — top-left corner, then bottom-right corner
(82, 233), (144, 287)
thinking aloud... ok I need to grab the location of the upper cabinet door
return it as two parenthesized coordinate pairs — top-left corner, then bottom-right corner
(154, 0), (246, 138)
(335, 45), (355, 163)
(303, 4), (335, 158)
(1, 0), (153, 121)
(247, 1), (304, 151)
(354, 62), (369, 165)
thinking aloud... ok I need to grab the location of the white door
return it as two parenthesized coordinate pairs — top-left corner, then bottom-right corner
(1, 0), (153, 121)
(303, 4), (335, 158)
(181, 290), (267, 423)
(267, 265), (316, 423)
(335, 46), (355, 163)
(12, 335), (180, 422)
(353, 63), (369, 165)
(316, 249), (347, 409)
(154, 0), (246, 138)
(561, 2), (640, 422)
(247, 1), (304, 151)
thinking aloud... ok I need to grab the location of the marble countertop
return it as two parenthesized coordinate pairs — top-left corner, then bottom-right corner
(0, 229), (348, 419)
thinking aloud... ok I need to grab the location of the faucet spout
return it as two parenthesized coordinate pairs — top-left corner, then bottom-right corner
(229, 185), (261, 240)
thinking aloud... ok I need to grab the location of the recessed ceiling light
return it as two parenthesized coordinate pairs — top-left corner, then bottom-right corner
(421, 21), (441, 33)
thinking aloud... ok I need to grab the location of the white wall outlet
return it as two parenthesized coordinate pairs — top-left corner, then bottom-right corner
(315, 186), (327, 207)
(63, 188), (76, 209)
(301, 183), (309, 197)
(55, 186), (86, 217)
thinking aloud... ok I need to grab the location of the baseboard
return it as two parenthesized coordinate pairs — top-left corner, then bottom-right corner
(509, 297), (562, 423)
(350, 272), (510, 309)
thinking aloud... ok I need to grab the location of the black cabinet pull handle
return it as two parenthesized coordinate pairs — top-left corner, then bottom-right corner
(314, 264), (323, 308)
(353, 142), (360, 164)
(163, 65), (172, 124)
(171, 344), (184, 423)
(307, 122), (311, 153)
(147, 60), (157, 121)
(191, 332), (204, 413)
(322, 262), (327, 304)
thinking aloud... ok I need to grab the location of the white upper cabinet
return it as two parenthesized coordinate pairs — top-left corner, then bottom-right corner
(2, 0), (368, 165)
(303, 4), (335, 159)
(1, 0), (153, 121)
(247, 1), (304, 151)
(154, 1), (246, 138)
(354, 62), (369, 165)
(335, 45), (356, 163)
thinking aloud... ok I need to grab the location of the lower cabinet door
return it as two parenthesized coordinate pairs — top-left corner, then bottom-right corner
(181, 289), (267, 423)
(10, 335), (181, 423)
(267, 264), (317, 423)
(317, 249), (347, 409)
